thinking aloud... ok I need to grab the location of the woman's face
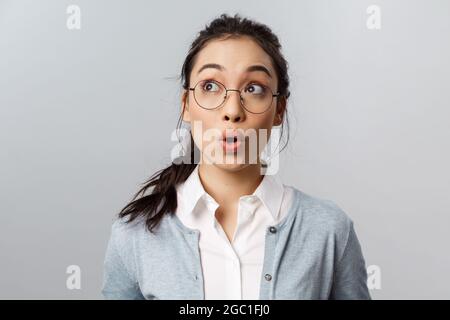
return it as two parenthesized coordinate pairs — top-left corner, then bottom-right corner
(182, 35), (286, 172)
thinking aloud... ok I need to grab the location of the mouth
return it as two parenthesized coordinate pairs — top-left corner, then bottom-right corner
(219, 130), (244, 153)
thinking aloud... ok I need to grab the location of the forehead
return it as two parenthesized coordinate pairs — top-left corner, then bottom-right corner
(191, 36), (276, 79)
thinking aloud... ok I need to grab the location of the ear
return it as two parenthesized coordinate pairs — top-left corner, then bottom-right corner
(273, 96), (287, 126)
(181, 90), (191, 123)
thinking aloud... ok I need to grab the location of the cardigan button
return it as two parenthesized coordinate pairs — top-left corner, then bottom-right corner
(264, 273), (272, 281)
(269, 226), (277, 234)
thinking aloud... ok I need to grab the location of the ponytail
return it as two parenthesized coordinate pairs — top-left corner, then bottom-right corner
(118, 133), (198, 233)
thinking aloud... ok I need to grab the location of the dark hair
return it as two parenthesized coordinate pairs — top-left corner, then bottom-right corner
(118, 13), (291, 233)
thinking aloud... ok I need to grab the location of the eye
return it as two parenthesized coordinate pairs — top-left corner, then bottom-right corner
(245, 83), (266, 95)
(201, 80), (220, 92)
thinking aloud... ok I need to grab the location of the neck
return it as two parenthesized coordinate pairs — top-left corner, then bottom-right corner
(197, 163), (264, 206)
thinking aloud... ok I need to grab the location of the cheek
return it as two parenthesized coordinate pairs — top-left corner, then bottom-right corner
(189, 109), (218, 151)
(241, 115), (274, 156)
(251, 113), (275, 138)
(189, 100), (216, 124)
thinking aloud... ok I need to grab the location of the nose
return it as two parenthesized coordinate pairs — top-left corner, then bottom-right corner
(222, 90), (245, 122)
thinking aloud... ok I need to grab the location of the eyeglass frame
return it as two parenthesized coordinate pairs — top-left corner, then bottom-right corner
(188, 79), (281, 114)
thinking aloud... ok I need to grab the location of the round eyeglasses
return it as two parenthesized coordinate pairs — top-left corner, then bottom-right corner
(189, 79), (280, 114)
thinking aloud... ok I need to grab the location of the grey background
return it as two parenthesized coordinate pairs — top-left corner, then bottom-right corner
(1, 0), (449, 299)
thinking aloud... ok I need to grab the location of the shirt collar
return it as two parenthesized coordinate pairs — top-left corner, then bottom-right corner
(252, 170), (284, 221)
(177, 165), (284, 222)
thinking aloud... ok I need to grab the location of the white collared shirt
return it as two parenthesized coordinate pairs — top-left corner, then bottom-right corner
(175, 165), (294, 300)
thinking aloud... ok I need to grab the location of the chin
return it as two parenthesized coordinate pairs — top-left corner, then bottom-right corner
(199, 147), (261, 171)
(213, 162), (250, 172)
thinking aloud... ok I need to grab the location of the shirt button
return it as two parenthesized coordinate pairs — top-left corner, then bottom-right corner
(269, 226), (277, 234)
(264, 274), (272, 281)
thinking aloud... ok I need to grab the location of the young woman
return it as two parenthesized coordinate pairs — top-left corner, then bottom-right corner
(101, 13), (371, 300)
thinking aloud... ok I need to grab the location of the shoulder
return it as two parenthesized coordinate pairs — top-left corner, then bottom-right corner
(288, 186), (354, 243)
(110, 215), (140, 238)
(108, 216), (149, 255)
(108, 214), (175, 254)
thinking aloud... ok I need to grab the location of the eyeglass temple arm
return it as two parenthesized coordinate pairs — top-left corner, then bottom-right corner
(274, 91), (290, 98)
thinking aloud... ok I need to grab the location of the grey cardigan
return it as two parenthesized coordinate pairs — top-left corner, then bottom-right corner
(101, 187), (371, 300)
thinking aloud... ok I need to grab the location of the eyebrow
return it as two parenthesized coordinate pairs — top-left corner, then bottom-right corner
(197, 63), (273, 78)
